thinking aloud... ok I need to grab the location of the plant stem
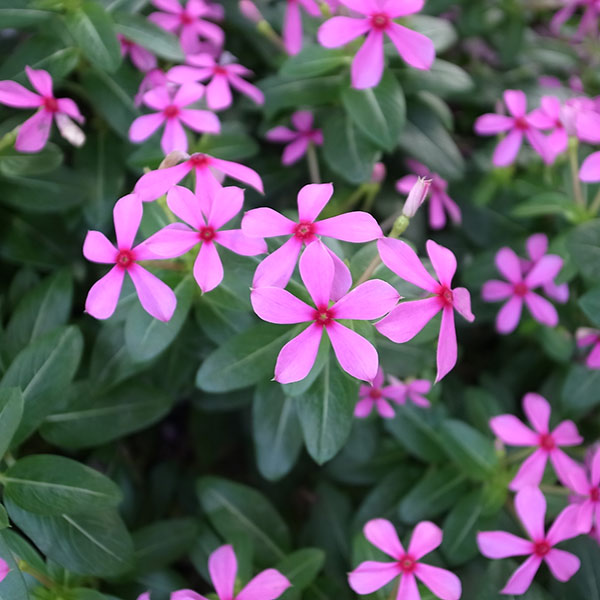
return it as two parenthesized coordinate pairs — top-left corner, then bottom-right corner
(0, 125), (19, 152)
(306, 142), (321, 184)
(568, 139), (585, 207)
(590, 187), (600, 215)
(17, 560), (55, 589)
(539, 484), (570, 496)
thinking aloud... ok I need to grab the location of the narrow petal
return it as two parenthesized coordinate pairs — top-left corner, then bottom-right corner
(128, 264), (176, 321)
(217, 230), (267, 256)
(179, 108), (220, 134)
(481, 280), (513, 302)
(251, 287), (315, 324)
(546, 504), (581, 546)
(375, 297), (442, 343)
(129, 112), (165, 143)
(299, 241), (335, 308)
(489, 415), (538, 446)
(397, 573), (420, 600)
(551, 421), (583, 446)
(130, 45), (157, 71)
(500, 555), (542, 595)
(515, 486), (546, 540)
(168, 65), (212, 84)
(563, 462), (591, 495)
(364, 519), (405, 559)
(355, 397), (374, 418)
(173, 82), (205, 106)
(85, 267), (125, 320)
(161, 118), (188, 154)
(474, 113), (515, 135)
(252, 237), (302, 288)
(25, 66), (53, 97)
(0, 80), (41, 107)
(436, 307), (457, 382)
(429, 195), (447, 230)
(588, 342), (600, 369)
(194, 242), (223, 293)
(496, 296), (523, 334)
(275, 324), (323, 384)
(426, 239), (456, 288)
(525, 255), (563, 288)
(440, 192), (461, 225)
(265, 126), (298, 143)
(143, 85), (171, 109)
(396, 174), (419, 194)
(550, 450), (582, 488)
(57, 97), (84, 122)
(348, 561), (400, 594)
(415, 564), (461, 600)
(152, 0), (183, 13)
(592, 449), (600, 487)
(236, 569), (291, 600)
(544, 549), (580, 582)
(134, 161), (192, 202)
(148, 11), (181, 31)
(282, 137), (310, 165)
(205, 74), (232, 110)
(228, 74), (264, 105)
(408, 521), (442, 559)
(492, 129), (523, 167)
(476, 531), (533, 558)
(316, 212), (382, 242)
(509, 450), (548, 491)
(580, 151), (600, 183)
(523, 392), (550, 434)
(317, 16), (371, 47)
(327, 321), (379, 382)
(339, 0), (377, 14)
(376, 398), (395, 419)
(297, 183), (334, 222)
(504, 90), (527, 117)
(167, 185), (205, 229)
(495, 247), (522, 283)
(242, 208), (295, 238)
(328, 246), (353, 301)
(283, 0), (302, 55)
(210, 157), (264, 193)
(15, 111), (53, 153)
(209, 545), (237, 600)
(383, 0), (424, 17)
(377, 238), (438, 293)
(386, 23), (435, 71)
(143, 224), (199, 257)
(452, 287), (474, 322)
(291, 110), (314, 131)
(114, 194), (142, 250)
(352, 30), (384, 89)
(83, 231), (117, 264)
(332, 280), (399, 320)
(208, 186), (244, 230)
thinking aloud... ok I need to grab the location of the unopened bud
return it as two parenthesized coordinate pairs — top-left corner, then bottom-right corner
(159, 151), (189, 169)
(239, 0), (263, 23)
(402, 176), (431, 218)
(370, 162), (386, 183)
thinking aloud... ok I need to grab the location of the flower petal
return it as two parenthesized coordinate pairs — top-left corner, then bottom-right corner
(283, 0), (302, 55)
(171, 590), (210, 600)
(15, 110), (53, 153)
(194, 241), (223, 293)
(328, 247), (353, 301)
(515, 486), (546, 540)
(208, 545), (237, 600)
(0, 80), (41, 107)
(474, 113), (515, 135)
(383, 0), (424, 17)
(550, 450), (582, 488)
(482, 280), (513, 302)
(317, 16), (371, 47)
(251, 287), (315, 324)
(291, 110), (314, 131)
(580, 151), (600, 183)
(525, 255), (563, 288)
(504, 89), (527, 117)
(415, 564), (461, 600)
(253, 237), (302, 288)
(489, 415), (538, 446)
(316, 212), (382, 242)
(217, 230), (267, 256)
(179, 108), (220, 134)
(332, 280), (399, 320)
(509, 450), (548, 491)
(544, 549), (580, 582)
(500, 555), (542, 595)
(265, 126), (298, 143)
(546, 504), (581, 546)
(523, 392), (551, 434)
(85, 267), (125, 320)
(83, 231), (117, 264)
(275, 324), (323, 384)
(236, 569), (291, 600)
(281, 136), (310, 165)
(166, 185), (204, 229)
(476, 531), (533, 558)
(352, 30), (384, 89)
(426, 239), (456, 288)
(355, 397), (374, 418)
(242, 208), (295, 238)
(364, 519), (405, 559)
(397, 572), (420, 600)
(376, 297), (442, 343)
(297, 183), (334, 222)
(161, 117), (188, 154)
(228, 74), (264, 105)
(496, 296), (523, 334)
(207, 186), (244, 230)
(495, 247), (522, 283)
(452, 287), (474, 322)
(143, 223), (199, 257)
(386, 23), (435, 71)
(408, 521), (442, 559)
(210, 156), (264, 193)
(134, 161), (192, 202)
(436, 306), (457, 382)
(114, 194), (142, 250)
(128, 264), (176, 321)
(205, 74), (232, 110)
(348, 561), (400, 594)
(299, 241), (334, 308)
(129, 112), (165, 143)
(327, 321), (379, 382)
(551, 420), (583, 446)
(492, 129), (523, 167)
(25, 66), (53, 97)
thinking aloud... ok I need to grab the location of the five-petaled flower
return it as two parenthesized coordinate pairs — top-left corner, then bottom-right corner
(576, 327), (600, 369)
(83, 194), (177, 322)
(354, 368), (406, 419)
(375, 239), (475, 382)
(0, 66), (85, 152)
(349, 518), (461, 600)
(129, 83), (220, 155)
(317, 0), (435, 89)
(481, 245), (563, 334)
(265, 110), (323, 166)
(489, 392), (583, 490)
(477, 486), (581, 595)
(564, 446), (600, 534)
(144, 185), (267, 293)
(387, 376), (432, 408)
(251, 240), (398, 383)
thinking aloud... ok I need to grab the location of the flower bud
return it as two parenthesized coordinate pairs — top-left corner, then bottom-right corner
(159, 151), (189, 169)
(402, 176), (431, 218)
(239, 0), (263, 23)
(370, 162), (386, 183)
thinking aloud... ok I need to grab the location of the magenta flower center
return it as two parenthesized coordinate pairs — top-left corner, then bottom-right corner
(294, 221), (316, 242)
(533, 540), (551, 557)
(199, 226), (216, 243)
(438, 285), (454, 307)
(513, 282), (529, 297)
(43, 96), (59, 113)
(398, 555), (416, 573)
(590, 487), (600, 502)
(163, 105), (180, 119)
(514, 117), (529, 131)
(313, 305), (335, 327)
(189, 153), (210, 168)
(370, 12), (391, 30)
(214, 66), (227, 75)
(538, 433), (555, 451)
(369, 388), (382, 400)
(116, 249), (136, 269)
(180, 11), (194, 24)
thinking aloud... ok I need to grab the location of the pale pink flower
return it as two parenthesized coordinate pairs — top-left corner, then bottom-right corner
(170, 544), (290, 600)
(129, 83), (220, 155)
(387, 376), (432, 408)
(477, 487), (581, 595)
(283, 0), (321, 55)
(265, 110), (323, 166)
(581, 151), (600, 182)
(354, 368), (406, 419)
(576, 328), (600, 368)
(251, 241), (398, 383)
(489, 393), (583, 490)
(83, 194), (176, 322)
(564, 447), (600, 534)
(401, 176), (430, 219)
(474, 90), (549, 166)
(551, 0), (600, 39)
(134, 152), (264, 208)
(396, 161), (460, 229)
(239, 0), (263, 23)
(349, 518), (461, 600)
(135, 68), (170, 107)
(148, 0), (225, 54)
(144, 185), (266, 293)
(374, 239), (475, 382)
(0, 558), (9, 582)
(482, 246), (563, 334)
(0, 66), (84, 152)
(371, 161), (386, 183)
(168, 53), (264, 110)
(117, 34), (157, 72)
(564, 97), (600, 144)
(242, 183), (382, 290)
(318, 0), (434, 89)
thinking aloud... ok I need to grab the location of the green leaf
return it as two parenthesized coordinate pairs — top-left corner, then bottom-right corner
(0, 326), (84, 446)
(4, 498), (134, 577)
(196, 323), (293, 393)
(400, 60), (474, 97)
(276, 548), (325, 599)
(0, 530), (31, 600)
(294, 360), (357, 465)
(579, 286), (600, 327)
(125, 276), (194, 363)
(567, 219), (600, 280)
(0, 388), (23, 459)
(0, 505), (8, 530)
(439, 420), (498, 480)
(280, 45), (348, 79)
(398, 467), (468, 523)
(408, 15), (457, 53)
(342, 71), (406, 152)
(41, 381), (173, 449)
(2, 455), (122, 516)
(64, 1), (122, 72)
(113, 12), (184, 61)
(253, 382), (303, 481)
(197, 476), (291, 565)
(195, 122), (259, 161)
(322, 111), (380, 184)
(556, 536), (600, 599)
(0, 144), (63, 177)
(0, 8), (51, 27)
(562, 364), (600, 415)
(510, 192), (575, 219)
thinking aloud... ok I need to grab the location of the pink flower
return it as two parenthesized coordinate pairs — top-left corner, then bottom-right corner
(148, 0), (225, 54)
(474, 90), (549, 166)
(83, 194), (177, 321)
(581, 151), (600, 182)
(374, 239), (475, 382)
(0, 558), (9, 582)
(481, 246), (563, 334)
(265, 110), (323, 166)
(317, 0), (434, 89)
(251, 241), (398, 383)
(564, 447), (600, 534)
(396, 161), (461, 229)
(117, 34), (157, 72)
(349, 518), (461, 600)
(283, 0), (321, 55)
(135, 68), (169, 107)
(354, 368), (406, 419)
(170, 544), (290, 600)
(168, 53), (264, 110)
(144, 185), (267, 293)
(371, 161), (386, 183)
(242, 183), (382, 290)
(239, 0), (263, 23)
(576, 328), (600, 368)
(387, 376), (432, 408)
(135, 152), (264, 205)
(129, 83), (220, 155)
(477, 487), (581, 595)
(527, 96), (569, 164)
(551, 0), (600, 39)
(489, 392), (583, 490)
(0, 65), (84, 153)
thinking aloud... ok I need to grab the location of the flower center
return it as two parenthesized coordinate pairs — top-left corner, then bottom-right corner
(313, 305), (335, 327)
(116, 249), (135, 269)
(438, 285), (453, 307)
(533, 540), (551, 557)
(513, 282), (529, 297)
(180, 11), (194, 24)
(163, 104), (180, 119)
(514, 116), (529, 131)
(294, 220), (315, 242)
(369, 388), (382, 400)
(370, 12), (390, 30)
(43, 96), (58, 113)
(214, 65), (227, 75)
(398, 555), (416, 573)
(199, 226), (216, 243)
(539, 433), (555, 451)
(590, 487), (600, 502)
(189, 153), (210, 168)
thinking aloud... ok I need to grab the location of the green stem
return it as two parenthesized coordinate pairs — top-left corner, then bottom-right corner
(17, 561), (55, 589)
(306, 142), (321, 184)
(387, 579), (400, 600)
(343, 186), (367, 211)
(568, 138), (585, 207)
(589, 187), (600, 216)
(0, 125), (19, 152)
(505, 447), (533, 465)
(540, 484), (570, 496)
